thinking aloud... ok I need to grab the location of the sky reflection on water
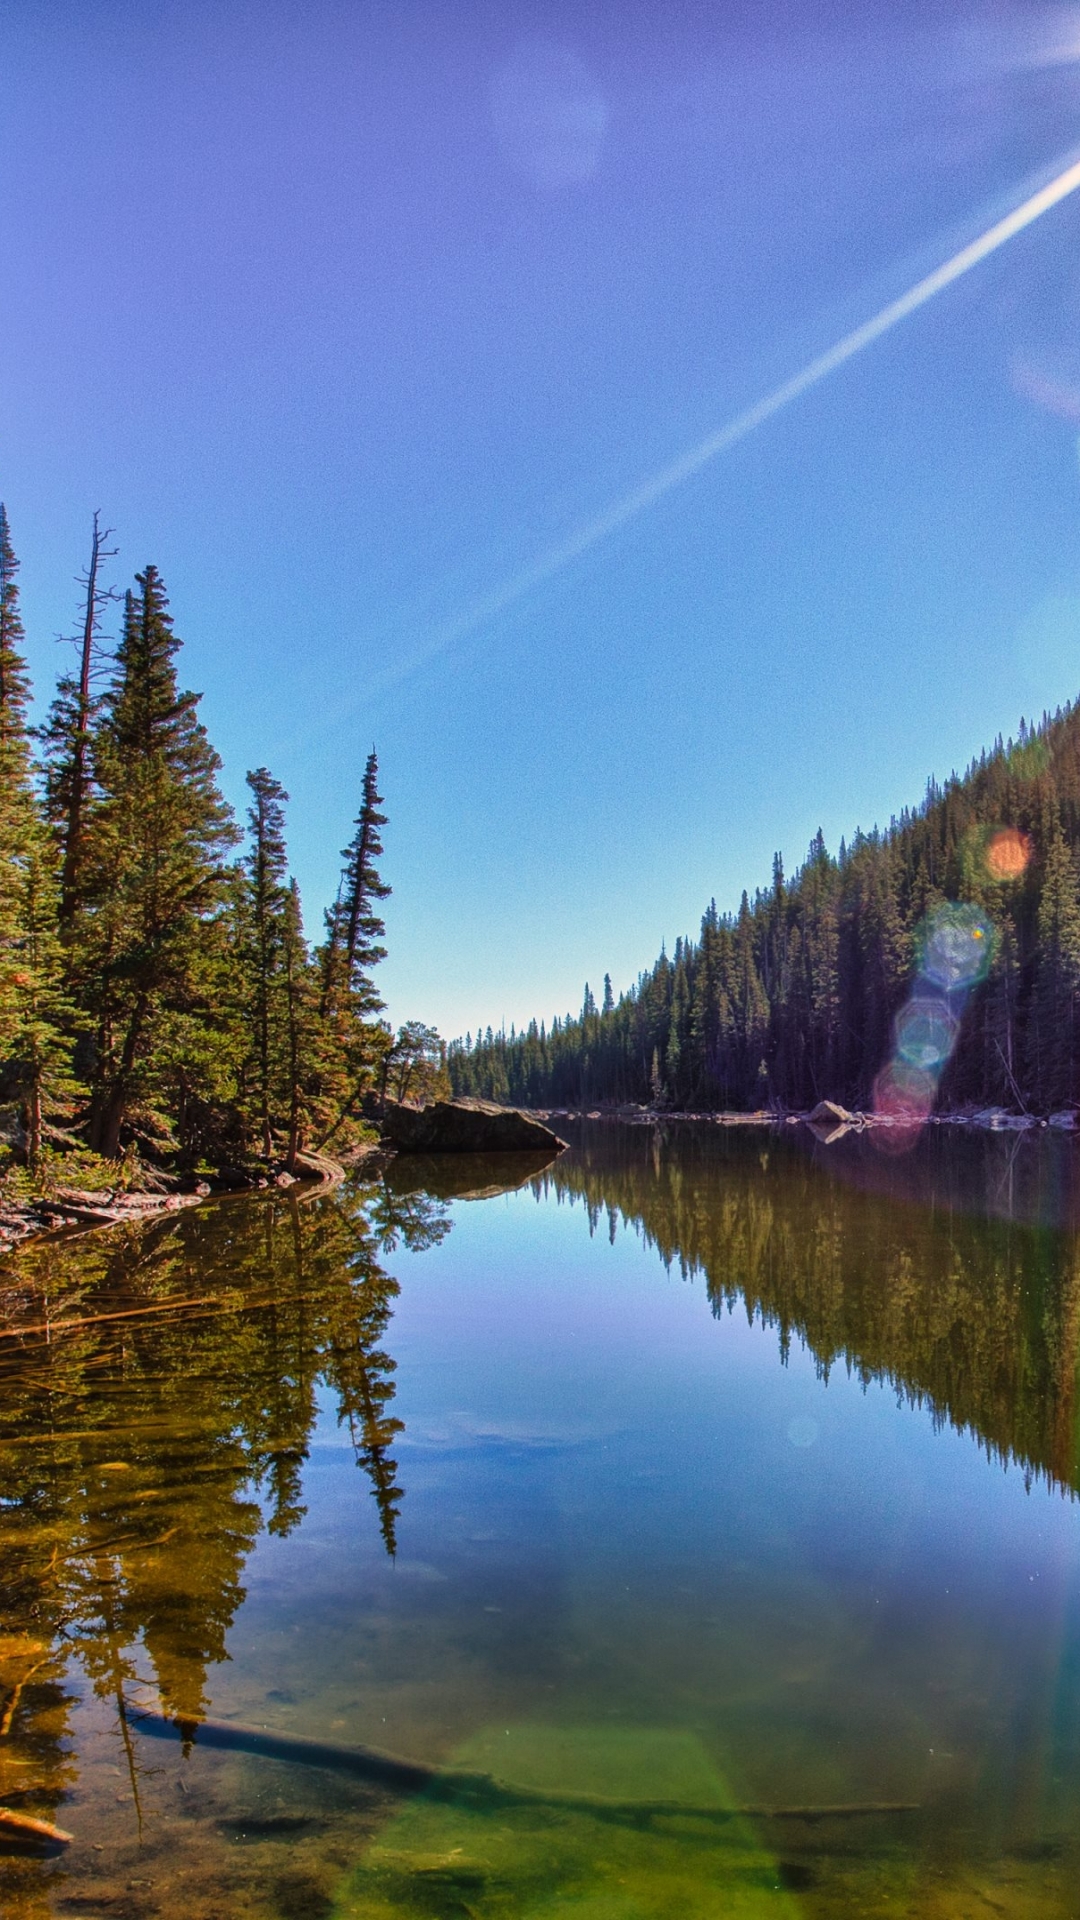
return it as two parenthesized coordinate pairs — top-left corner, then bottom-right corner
(4, 1126), (1080, 1915)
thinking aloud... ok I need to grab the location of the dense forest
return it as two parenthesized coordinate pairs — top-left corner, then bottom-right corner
(451, 699), (1080, 1116)
(0, 504), (444, 1178)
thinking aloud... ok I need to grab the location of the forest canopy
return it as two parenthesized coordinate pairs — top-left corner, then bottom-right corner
(0, 503), (444, 1177)
(451, 701), (1080, 1118)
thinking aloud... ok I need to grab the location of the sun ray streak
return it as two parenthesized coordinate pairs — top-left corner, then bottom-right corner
(349, 149), (1080, 707)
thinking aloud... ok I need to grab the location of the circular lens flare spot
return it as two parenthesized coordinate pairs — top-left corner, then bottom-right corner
(985, 828), (1032, 882)
(894, 996), (959, 1072)
(872, 1060), (936, 1153)
(919, 903), (995, 991)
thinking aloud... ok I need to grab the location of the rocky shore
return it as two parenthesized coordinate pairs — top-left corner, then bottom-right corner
(0, 1147), (360, 1255)
(521, 1101), (1078, 1141)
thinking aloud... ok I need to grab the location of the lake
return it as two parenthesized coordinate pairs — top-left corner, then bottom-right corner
(3, 1120), (1080, 1919)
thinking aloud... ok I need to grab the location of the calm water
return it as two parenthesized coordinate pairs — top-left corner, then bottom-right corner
(5, 1123), (1080, 1918)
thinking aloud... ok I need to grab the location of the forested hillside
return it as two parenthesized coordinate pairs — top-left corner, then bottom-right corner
(0, 504), (444, 1176)
(451, 703), (1080, 1116)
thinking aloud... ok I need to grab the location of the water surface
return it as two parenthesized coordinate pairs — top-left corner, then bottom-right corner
(3, 1123), (1080, 1917)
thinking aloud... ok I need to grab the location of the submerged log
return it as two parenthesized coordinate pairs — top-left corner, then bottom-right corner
(130, 1708), (917, 1827)
(0, 1806), (73, 1851)
(382, 1099), (566, 1155)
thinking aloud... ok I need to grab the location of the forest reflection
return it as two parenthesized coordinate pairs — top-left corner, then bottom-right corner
(536, 1122), (1080, 1503)
(0, 1176), (449, 1847)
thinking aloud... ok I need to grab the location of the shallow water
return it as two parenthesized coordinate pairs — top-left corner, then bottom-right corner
(4, 1123), (1080, 1917)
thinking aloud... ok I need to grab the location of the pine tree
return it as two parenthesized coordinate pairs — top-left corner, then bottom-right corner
(1026, 828), (1080, 1108)
(244, 768), (291, 1158)
(280, 879), (319, 1170)
(315, 752), (391, 1146)
(342, 749), (390, 1004)
(81, 567), (238, 1157)
(0, 507), (39, 1031)
(6, 842), (84, 1165)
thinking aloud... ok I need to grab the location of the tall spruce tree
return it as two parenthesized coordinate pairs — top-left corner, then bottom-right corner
(280, 879), (318, 1169)
(315, 751), (391, 1145)
(7, 844), (83, 1165)
(81, 567), (237, 1157)
(244, 768), (291, 1158)
(1026, 828), (1080, 1109)
(0, 507), (78, 1153)
(323, 749), (390, 1016)
(0, 505), (39, 1008)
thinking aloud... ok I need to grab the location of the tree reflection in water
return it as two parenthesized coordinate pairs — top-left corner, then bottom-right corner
(534, 1120), (1080, 1500)
(0, 1175), (450, 1862)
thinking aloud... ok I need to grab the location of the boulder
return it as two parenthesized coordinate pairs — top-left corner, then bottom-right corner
(807, 1100), (855, 1127)
(382, 1099), (566, 1155)
(806, 1099), (860, 1142)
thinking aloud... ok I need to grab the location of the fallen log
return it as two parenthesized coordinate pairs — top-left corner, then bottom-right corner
(0, 1287), (284, 1342)
(0, 1806), (73, 1851)
(130, 1708), (917, 1827)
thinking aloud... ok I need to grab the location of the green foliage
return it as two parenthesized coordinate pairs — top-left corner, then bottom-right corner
(0, 506), (429, 1173)
(77, 569), (240, 1155)
(314, 750), (394, 1148)
(453, 699), (1080, 1117)
(381, 1020), (449, 1107)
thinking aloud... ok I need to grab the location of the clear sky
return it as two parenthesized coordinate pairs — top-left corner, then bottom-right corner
(6, 0), (1080, 1039)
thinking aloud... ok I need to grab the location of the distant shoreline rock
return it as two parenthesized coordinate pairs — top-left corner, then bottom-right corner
(506, 1102), (1073, 1138)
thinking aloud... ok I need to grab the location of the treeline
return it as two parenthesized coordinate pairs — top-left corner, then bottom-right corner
(451, 699), (1080, 1114)
(0, 504), (444, 1172)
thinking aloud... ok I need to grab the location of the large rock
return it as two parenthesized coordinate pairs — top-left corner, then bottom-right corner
(382, 1098), (567, 1155)
(807, 1100), (855, 1127)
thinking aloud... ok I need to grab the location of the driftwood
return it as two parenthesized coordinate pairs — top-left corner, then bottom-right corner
(0, 1657), (50, 1739)
(130, 1709), (917, 1827)
(0, 1806), (73, 1851)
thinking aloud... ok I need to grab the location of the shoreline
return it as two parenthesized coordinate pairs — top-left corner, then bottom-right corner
(0, 1145), (379, 1257)
(523, 1102), (1077, 1138)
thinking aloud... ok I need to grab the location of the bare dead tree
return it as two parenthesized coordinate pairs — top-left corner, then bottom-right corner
(49, 512), (119, 928)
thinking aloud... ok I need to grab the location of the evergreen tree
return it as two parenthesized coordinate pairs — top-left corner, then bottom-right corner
(315, 751), (391, 1146)
(280, 879), (320, 1170)
(6, 842), (83, 1165)
(0, 506), (40, 1037)
(1026, 828), (1080, 1108)
(244, 767), (291, 1158)
(0, 508), (83, 1159)
(322, 749), (390, 1018)
(80, 567), (238, 1157)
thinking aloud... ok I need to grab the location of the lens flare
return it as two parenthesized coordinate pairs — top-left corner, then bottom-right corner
(872, 901), (998, 1151)
(918, 903), (995, 992)
(985, 827), (1032, 882)
(894, 995), (960, 1071)
(872, 1060), (937, 1152)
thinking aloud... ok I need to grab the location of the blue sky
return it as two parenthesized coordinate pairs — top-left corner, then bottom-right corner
(6, 0), (1080, 1037)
